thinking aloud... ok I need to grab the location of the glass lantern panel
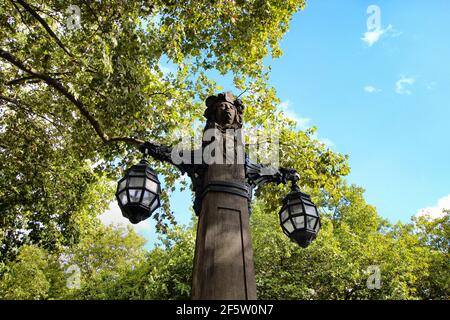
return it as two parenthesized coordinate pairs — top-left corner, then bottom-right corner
(314, 220), (321, 232)
(145, 178), (158, 194)
(119, 191), (128, 205)
(129, 177), (145, 188)
(283, 219), (295, 234)
(290, 204), (304, 215)
(129, 189), (142, 203)
(305, 204), (318, 216)
(293, 216), (305, 229)
(129, 169), (145, 176)
(306, 216), (317, 230)
(118, 179), (127, 192)
(280, 209), (289, 222)
(142, 191), (155, 206)
(150, 198), (160, 212)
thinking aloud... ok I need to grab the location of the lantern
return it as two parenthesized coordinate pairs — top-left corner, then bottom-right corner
(279, 184), (320, 247)
(116, 159), (161, 224)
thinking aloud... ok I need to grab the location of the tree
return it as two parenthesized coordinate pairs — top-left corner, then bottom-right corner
(1, 1), (447, 301)
(70, 225), (196, 300)
(251, 185), (446, 300)
(0, 223), (147, 299)
(413, 213), (449, 299)
(1, 0), (312, 262)
(0, 245), (66, 299)
(2, 206), (448, 300)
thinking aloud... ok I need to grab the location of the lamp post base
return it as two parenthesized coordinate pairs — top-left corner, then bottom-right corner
(191, 164), (257, 300)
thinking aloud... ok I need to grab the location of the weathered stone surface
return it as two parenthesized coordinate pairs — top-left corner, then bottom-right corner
(191, 161), (256, 300)
(192, 93), (256, 300)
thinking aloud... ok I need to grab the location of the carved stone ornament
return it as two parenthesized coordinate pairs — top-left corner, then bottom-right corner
(138, 92), (300, 216)
(204, 91), (244, 131)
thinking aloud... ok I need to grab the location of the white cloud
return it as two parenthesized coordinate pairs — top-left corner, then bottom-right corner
(361, 24), (392, 46)
(361, 29), (384, 46)
(279, 100), (290, 111)
(426, 81), (437, 90)
(361, 24), (399, 47)
(416, 194), (450, 219)
(278, 100), (312, 131)
(98, 202), (152, 233)
(296, 117), (312, 130)
(278, 100), (334, 148)
(317, 137), (335, 148)
(364, 85), (381, 93)
(395, 76), (416, 95)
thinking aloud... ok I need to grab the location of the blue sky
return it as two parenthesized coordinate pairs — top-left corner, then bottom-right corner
(265, 0), (450, 223)
(102, 0), (450, 245)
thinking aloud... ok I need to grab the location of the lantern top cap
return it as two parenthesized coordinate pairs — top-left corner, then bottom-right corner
(124, 160), (158, 178)
(282, 187), (311, 203)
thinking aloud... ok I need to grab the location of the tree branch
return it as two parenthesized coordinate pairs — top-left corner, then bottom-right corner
(14, 0), (73, 57)
(9, 0), (33, 34)
(106, 137), (144, 145)
(5, 75), (43, 86)
(0, 48), (143, 146)
(149, 91), (171, 98)
(5, 72), (70, 86)
(26, 2), (66, 25)
(80, 0), (99, 22)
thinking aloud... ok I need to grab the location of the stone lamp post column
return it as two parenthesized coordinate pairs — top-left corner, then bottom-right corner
(119, 92), (316, 300)
(191, 92), (257, 299)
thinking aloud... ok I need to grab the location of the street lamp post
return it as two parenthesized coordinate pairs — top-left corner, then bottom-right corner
(115, 92), (321, 300)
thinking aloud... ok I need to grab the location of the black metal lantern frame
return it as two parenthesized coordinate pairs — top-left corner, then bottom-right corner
(116, 141), (321, 248)
(116, 157), (161, 224)
(279, 183), (321, 247)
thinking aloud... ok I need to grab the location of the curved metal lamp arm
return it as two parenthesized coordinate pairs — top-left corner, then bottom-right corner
(138, 141), (205, 176)
(139, 141), (172, 163)
(138, 141), (207, 216)
(245, 156), (300, 190)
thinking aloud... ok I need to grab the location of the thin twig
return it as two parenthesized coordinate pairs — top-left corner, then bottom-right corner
(0, 95), (62, 129)
(15, 0), (73, 57)
(9, 0), (34, 34)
